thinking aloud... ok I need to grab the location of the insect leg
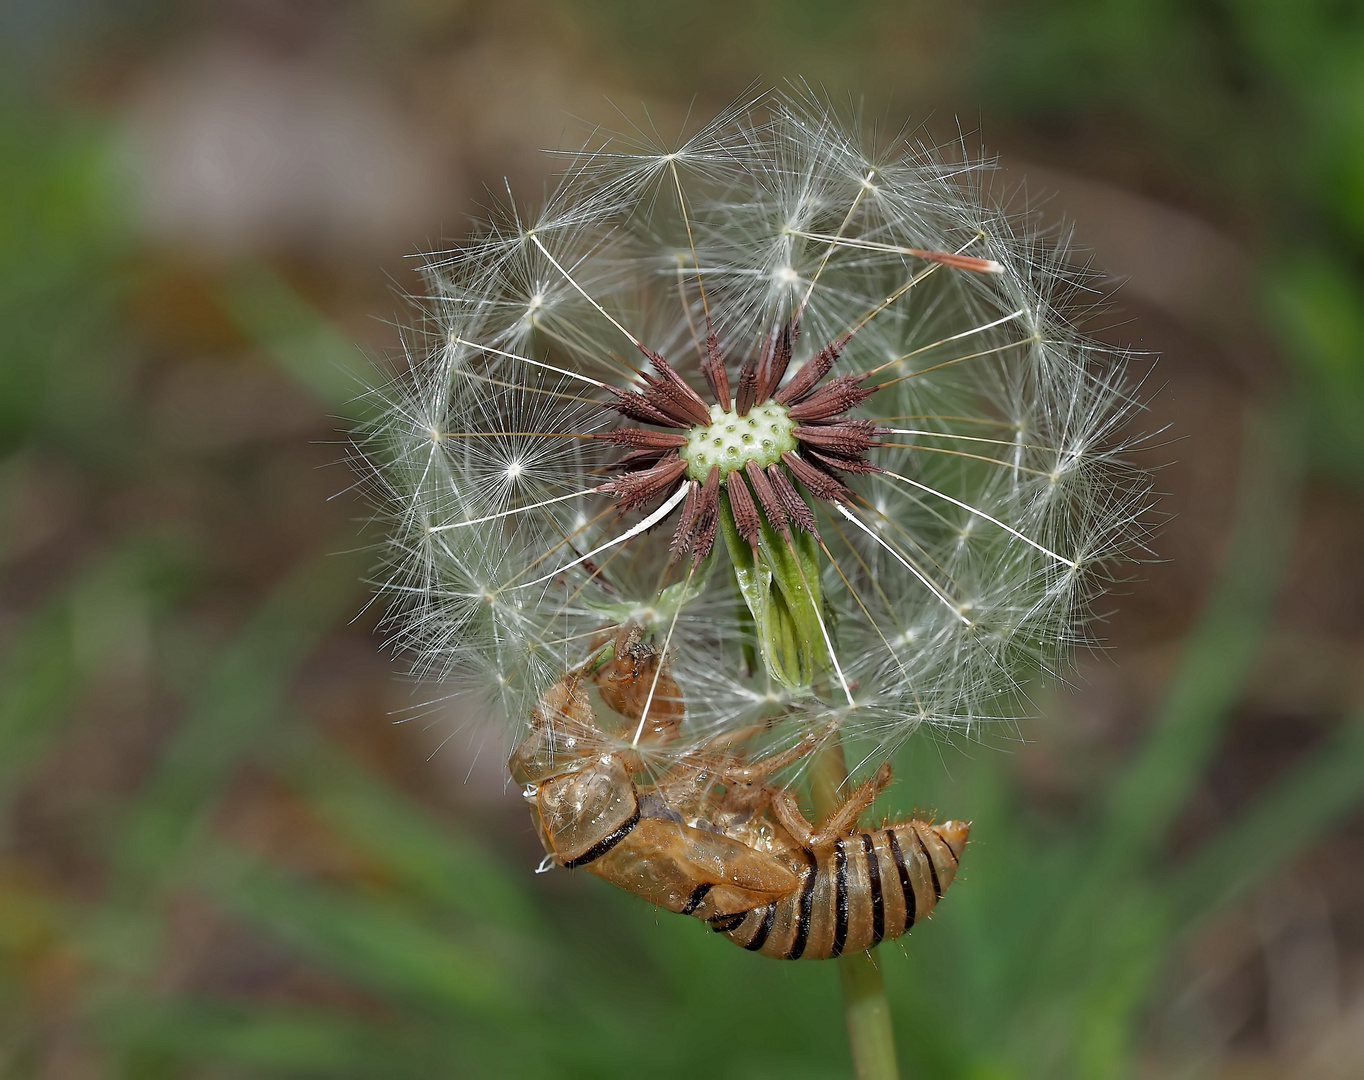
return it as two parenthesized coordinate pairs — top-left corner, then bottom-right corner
(769, 787), (819, 847)
(712, 719), (840, 785)
(807, 762), (893, 846)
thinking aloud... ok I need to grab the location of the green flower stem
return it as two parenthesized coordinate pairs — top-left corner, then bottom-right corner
(718, 493), (827, 691)
(810, 740), (900, 1080)
(839, 949), (900, 1080)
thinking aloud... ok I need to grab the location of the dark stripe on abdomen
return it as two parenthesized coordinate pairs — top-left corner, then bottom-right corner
(681, 883), (712, 915)
(914, 825), (943, 899)
(744, 903), (776, 951)
(830, 839), (849, 958)
(787, 849), (819, 959)
(937, 831), (961, 869)
(562, 807), (641, 868)
(887, 829), (915, 931)
(862, 833), (884, 946)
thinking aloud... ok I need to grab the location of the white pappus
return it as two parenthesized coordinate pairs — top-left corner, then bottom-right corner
(356, 89), (1157, 774)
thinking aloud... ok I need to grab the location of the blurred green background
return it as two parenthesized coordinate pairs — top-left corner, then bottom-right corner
(2, 1), (1363, 1076)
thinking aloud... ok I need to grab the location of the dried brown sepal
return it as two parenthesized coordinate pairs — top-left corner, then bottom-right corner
(753, 333), (772, 395)
(670, 480), (701, 560)
(602, 457), (688, 511)
(745, 459), (788, 534)
(593, 428), (689, 449)
(803, 447), (882, 475)
(756, 322), (794, 402)
(607, 386), (685, 428)
(726, 471), (761, 552)
(785, 374), (875, 422)
(793, 419), (881, 457)
(690, 465), (723, 565)
(615, 448), (670, 472)
(734, 354), (760, 417)
(773, 332), (849, 406)
(640, 350), (712, 426)
(639, 373), (712, 427)
(767, 463), (821, 538)
(701, 332), (730, 411)
(782, 450), (852, 504)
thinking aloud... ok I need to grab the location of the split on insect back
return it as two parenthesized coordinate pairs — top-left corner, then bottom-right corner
(361, 88), (1155, 788)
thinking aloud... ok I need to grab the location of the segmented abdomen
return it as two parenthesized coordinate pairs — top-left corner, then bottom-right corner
(708, 821), (968, 960)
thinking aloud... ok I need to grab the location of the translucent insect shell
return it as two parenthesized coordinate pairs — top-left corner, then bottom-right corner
(510, 626), (968, 960)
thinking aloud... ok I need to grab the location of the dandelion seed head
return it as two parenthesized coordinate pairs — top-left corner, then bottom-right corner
(356, 88), (1158, 766)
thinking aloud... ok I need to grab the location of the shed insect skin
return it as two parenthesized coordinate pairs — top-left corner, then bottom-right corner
(591, 621), (684, 744)
(509, 626), (969, 960)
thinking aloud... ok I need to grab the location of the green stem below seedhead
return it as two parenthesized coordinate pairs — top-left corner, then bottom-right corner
(840, 951), (900, 1080)
(810, 741), (901, 1080)
(718, 493), (827, 691)
(723, 472), (897, 1076)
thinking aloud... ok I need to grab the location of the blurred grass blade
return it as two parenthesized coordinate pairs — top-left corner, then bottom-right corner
(0, 540), (159, 807)
(1098, 405), (1302, 871)
(198, 846), (519, 1017)
(0, 587), (79, 806)
(216, 265), (378, 417)
(1172, 710), (1364, 927)
(1031, 406), (1304, 1062)
(109, 548), (365, 900)
(101, 998), (435, 1077)
(271, 727), (541, 930)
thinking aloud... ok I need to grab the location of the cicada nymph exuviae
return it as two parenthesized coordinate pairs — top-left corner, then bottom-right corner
(509, 624), (969, 960)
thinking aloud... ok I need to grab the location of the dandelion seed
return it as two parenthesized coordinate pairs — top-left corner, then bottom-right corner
(357, 90), (1156, 763)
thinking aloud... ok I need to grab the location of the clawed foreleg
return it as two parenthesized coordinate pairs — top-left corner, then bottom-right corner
(694, 723), (836, 823)
(770, 761), (893, 848)
(654, 721), (844, 829)
(708, 720), (839, 786)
